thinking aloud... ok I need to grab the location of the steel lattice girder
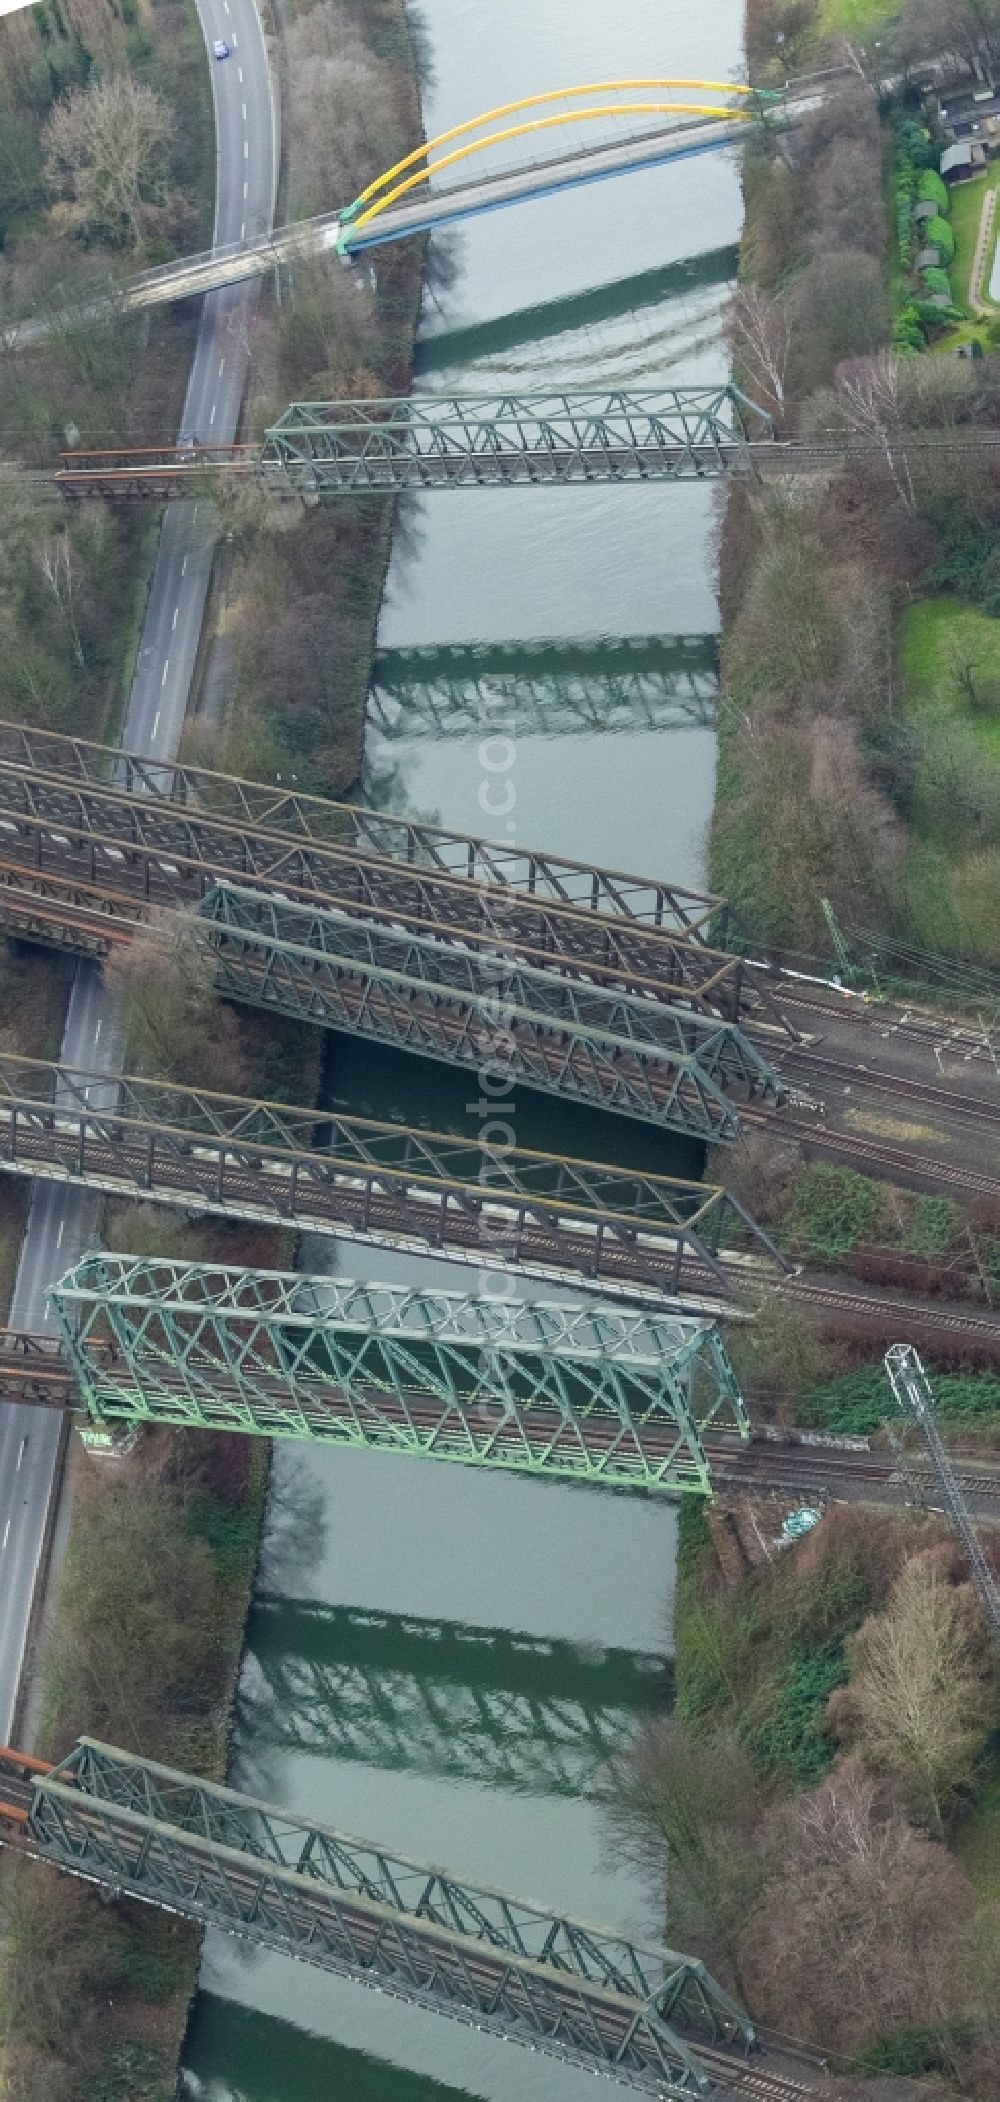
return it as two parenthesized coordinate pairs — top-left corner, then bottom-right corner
(30, 1737), (754, 2096)
(47, 1255), (751, 1491)
(196, 884), (782, 1141)
(243, 1600), (665, 1799)
(370, 634), (718, 739)
(0, 1052), (787, 1305)
(0, 758), (751, 1020)
(261, 386), (763, 492)
(0, 714), (726, 935)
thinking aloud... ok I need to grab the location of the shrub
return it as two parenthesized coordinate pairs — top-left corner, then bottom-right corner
(924, 214), (955, 262)
(912, 297), (965, 328)
(798, 1364), (1000, 1436)
(905, 1195), (958, 1259)
(896, 182), (914, 267)
(750, 1638), (848, 1783)
(782, 1165), (886, 1259)
(917, 168), (949, 213)
(920, 265), (953, 299)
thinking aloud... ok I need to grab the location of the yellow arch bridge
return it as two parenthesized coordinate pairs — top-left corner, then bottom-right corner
(336, 78), (778, 250)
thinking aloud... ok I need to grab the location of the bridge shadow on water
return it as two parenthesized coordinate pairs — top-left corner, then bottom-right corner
(370, 633), (718, 741)
(182, 1994), (479, 2102)
(414, 246), (738, 374)
(234, 1597), (671, 1802)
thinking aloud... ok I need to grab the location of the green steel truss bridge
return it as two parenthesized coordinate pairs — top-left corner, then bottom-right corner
(198, 882), (781, 1141)
(46, 1254), (750, 1492)
(0, 1053), (787, 1310)
(259, 387), (770, 494)
(369, 634), (718, 741)
(54, 386), (775, 498)
(241, 1599), (666, 1799)
(0, 719), (790, 1143)
(0, 1737), (802, 2099)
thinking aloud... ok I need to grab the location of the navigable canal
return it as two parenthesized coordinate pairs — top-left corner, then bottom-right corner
(181, 0), (744, 2094)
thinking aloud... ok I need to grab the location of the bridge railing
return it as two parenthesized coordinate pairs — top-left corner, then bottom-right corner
(22, 1735), (757, 2095)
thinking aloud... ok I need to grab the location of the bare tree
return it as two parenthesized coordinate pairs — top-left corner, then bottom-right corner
(105, 915), (250, 1090)
(43, 75), (173, 249)
(730, 286), (791, 424)
(747, 1761), (972, 2051)
(836, 354), (917, 515)
(829, 1549), (996, 1832)
(606, 1718), (766, 1998)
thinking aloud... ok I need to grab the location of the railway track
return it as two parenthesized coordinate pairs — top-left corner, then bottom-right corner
(779, 1047), (1000, 1129)
(750, 1107), (1000, 1201)
(774, 986), (1000, 1063)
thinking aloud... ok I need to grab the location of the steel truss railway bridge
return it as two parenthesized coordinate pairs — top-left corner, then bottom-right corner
(0, 1052), (785, 1311)
(55, 385), (776, 496)
(0, 717), (791, 1145)
(39, 1252), (747, 1493)
(0, 1738), (812, 2100)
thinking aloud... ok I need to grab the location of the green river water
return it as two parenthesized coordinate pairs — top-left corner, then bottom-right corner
(181, 1), (745, 2093)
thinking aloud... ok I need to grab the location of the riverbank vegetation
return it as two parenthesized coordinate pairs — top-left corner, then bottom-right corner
(615, 1502), (1000, 2094)
(717, 37), (1000, 972)
(0, 2), (424, 2094)
(187, 0), (425, 795)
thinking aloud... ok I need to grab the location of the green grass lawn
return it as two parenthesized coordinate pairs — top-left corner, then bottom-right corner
(895, 598), (1000, 957)
(898, 598), (1000, 763)
(819, 0), (902, 35)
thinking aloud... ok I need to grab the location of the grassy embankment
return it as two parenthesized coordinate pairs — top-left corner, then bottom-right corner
(0, 2), (425, 2097)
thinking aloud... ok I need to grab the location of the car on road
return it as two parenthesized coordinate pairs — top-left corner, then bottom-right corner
(213, 37), (230, 57)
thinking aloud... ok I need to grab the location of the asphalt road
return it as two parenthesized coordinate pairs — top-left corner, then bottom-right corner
(0, 0), (277, 1741)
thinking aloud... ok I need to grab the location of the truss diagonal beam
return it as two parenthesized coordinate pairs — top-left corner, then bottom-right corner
(262, 386), (767, 493)
(48, 1255), (751, 1491)
(0, 1052), (787, 1307)
(20, 1736), (754, 2094)
(0, 741), (751, 1017)
(196, 883), (781, 1141)
(0, 715), (726, 935)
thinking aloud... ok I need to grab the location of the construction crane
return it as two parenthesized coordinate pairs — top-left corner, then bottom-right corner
(884, 1343), (1000, 1643)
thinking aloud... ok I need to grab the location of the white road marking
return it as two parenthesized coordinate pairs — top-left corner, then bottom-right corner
(172, 606), (179, 629)
(218, 357), (226, 376)
(241, 221), (246, 238)
(56, 1221), (64, 1249)
(153, 710), (161, 737)
(94, 1019), (102, 1044)
(161, 660), (169, 685)
(210, 402), (217, 425)
(16, 1439), (26, 1471)
(243, 179), (249, 199)
(238, 64), (243, 80)
(244, 139), (249, 159)
(181, 555), (188, 575)
(241, 102), (247, 120)
(2, 1521), (10, 1554)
